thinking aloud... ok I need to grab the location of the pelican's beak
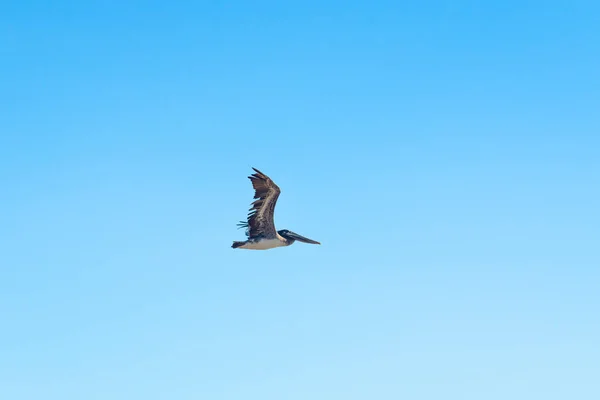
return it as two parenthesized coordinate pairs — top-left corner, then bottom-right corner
(286, 231), (321, 245)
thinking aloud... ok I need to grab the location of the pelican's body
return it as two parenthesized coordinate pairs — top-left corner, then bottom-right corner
(235, 236), (287, 250)
(232, 168), (321, 250)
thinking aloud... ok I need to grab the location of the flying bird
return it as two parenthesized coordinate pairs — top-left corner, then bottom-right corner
(232, 168), (321, 250)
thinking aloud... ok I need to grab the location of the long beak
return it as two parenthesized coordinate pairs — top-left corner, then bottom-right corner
(286, 231), (321, 245)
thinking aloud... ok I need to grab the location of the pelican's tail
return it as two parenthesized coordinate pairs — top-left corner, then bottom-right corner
(231, 241), (246, 249)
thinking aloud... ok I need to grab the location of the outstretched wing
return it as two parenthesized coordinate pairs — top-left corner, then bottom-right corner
(237, 168), (281, 239)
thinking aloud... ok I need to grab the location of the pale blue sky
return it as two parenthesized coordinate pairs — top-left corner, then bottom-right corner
(1, 1), (599, 399)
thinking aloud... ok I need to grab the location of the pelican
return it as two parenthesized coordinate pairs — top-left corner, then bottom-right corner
(232, 168), (321, 250)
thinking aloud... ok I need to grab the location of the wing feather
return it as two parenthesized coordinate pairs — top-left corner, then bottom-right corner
(242, 168), (281, 238)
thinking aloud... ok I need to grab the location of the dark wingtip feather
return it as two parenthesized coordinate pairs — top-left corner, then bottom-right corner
(250, 167), (270, 181)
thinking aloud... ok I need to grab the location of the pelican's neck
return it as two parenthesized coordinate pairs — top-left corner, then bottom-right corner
(277, 232), (294, 246)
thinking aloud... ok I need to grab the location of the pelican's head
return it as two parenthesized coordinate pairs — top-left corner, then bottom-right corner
(278, 229), (321, 245)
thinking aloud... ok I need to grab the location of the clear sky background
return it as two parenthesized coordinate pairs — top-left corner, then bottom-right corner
(1, 1), (599, 399)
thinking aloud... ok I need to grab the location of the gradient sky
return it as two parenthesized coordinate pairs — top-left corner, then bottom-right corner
(1, 1), (599, 399)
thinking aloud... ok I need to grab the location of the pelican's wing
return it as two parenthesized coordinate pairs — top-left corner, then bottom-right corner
(237, 168), (281, 239)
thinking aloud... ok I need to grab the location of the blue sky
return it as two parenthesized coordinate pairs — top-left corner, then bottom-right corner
(1, 1), (599, 399)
